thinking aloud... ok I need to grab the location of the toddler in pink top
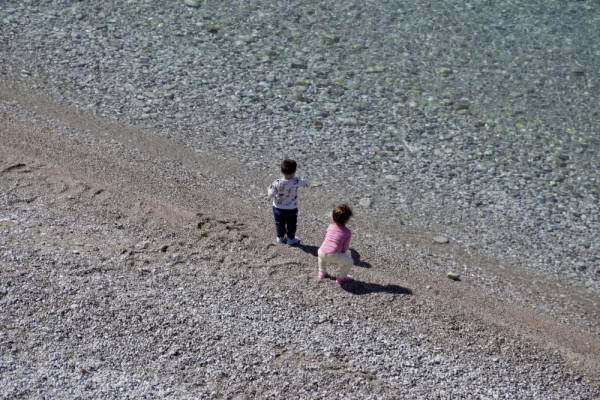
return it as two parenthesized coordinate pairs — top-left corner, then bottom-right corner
(318, 204), (354, 284)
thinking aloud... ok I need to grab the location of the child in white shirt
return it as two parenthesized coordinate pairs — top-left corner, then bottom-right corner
(267, 159), (309, 245)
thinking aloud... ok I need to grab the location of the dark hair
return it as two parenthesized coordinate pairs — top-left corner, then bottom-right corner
(281, 159), (297, 175)
(332, 203), (353, 225)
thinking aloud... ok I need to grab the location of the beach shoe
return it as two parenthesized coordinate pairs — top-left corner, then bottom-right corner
(318, 271), (329, 280)
(276, 237), (287, 244)
(336, 276), (353, 285)
(287, 237), (300, 246)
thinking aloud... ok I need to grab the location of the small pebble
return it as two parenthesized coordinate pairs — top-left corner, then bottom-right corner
(183, 0), (202, 8)
(433, 236), (449, 244)
(447, 272), (461, 281)
(359, 198), (372, 208)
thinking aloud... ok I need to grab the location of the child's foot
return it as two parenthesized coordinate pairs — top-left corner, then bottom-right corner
(318, 271), (329, 280)
(336, 276), (353, 285)
(276, 236), (287, 244)
(287, 237), (300, 246)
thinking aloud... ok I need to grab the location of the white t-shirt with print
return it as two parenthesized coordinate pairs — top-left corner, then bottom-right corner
(267, 176), (309, 210)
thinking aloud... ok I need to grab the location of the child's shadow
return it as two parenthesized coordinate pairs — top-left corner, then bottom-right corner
(296, 244), (411, 296)
(296, 245), (372, 269)
(340, 280), (412, 296)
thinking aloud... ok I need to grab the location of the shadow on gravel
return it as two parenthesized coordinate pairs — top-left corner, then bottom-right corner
(350, 248), (372, 269)
(296, 243), (319, 256)
(341, 281), (413, 296)
(296, 244), (372, 268)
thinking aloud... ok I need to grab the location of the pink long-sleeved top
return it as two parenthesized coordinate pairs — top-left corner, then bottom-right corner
(319, 223), (352, 254)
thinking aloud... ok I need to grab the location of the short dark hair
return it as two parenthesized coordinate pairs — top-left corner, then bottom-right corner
(281, 159), (297, 175)
(332, 203), (353, 225)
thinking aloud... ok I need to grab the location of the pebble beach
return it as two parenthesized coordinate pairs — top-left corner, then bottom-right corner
(1, 1), (599, 398)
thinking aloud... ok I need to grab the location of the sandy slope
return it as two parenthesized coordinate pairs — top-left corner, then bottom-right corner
(0, 96), (599, 397)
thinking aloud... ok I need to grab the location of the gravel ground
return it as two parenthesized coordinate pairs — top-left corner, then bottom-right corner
(0, 1), (599, 398)
(1, 121), (598, 399)
(0, 0), (598, 290)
